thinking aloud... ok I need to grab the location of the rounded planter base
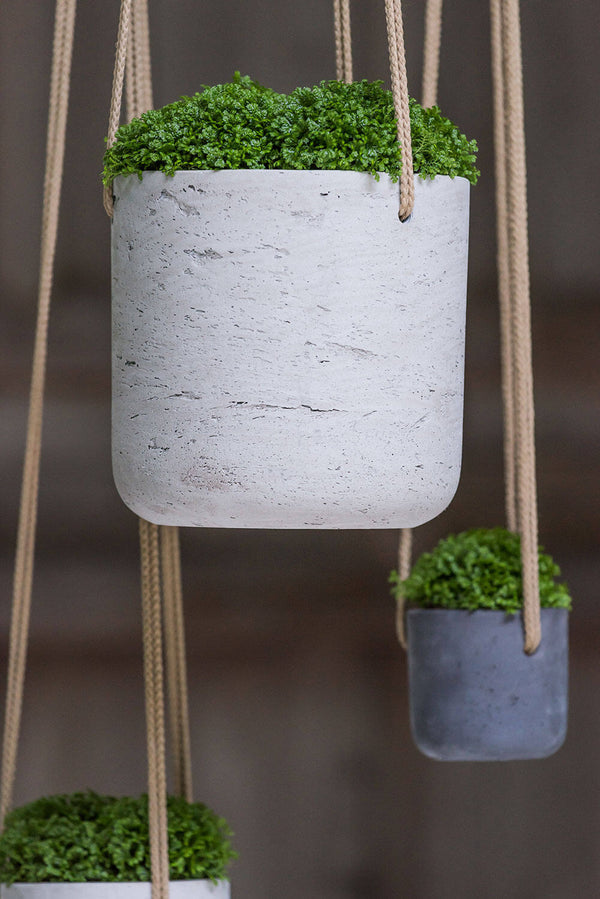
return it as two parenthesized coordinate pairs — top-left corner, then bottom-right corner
(111, 170), (470, 528)
(406, 608), (569, 761)
(1, 883), (229, 899)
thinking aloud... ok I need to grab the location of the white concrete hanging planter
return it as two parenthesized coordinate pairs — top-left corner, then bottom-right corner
(111, 169), (470, 528)
(1, 883), (230, 899)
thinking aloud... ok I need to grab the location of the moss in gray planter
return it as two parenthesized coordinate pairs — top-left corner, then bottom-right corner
(390, 526), (572, 614)
(102, 73), (479, 184)
(390, 528), (572, 761)
(0, 792), (236, 885)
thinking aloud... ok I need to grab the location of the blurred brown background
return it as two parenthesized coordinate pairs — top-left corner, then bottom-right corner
(1, 1), (599, 897)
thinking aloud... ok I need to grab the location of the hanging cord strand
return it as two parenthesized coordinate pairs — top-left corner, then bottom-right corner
(395, 0), (442, 650)
(421, 0), (443, 108)
(0, 0), (77, 827)
(125, 5), (137, 123)
(333, 0), (353, 83)
(140, 520), (170, 899)
(395, 528), (413, 649)
(384, 0), (414, 220)
(125, 1), (179, 892)
(126, 0), (193, 832)
(124, 1), (193, 796)
(161, 527), (193, 802)
(103, 0), (133, 216)
(127, 0), (153, 119)
(494, 0), (540, 652)
(490, 0), (517, 532)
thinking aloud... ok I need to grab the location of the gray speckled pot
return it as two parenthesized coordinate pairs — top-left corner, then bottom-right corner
(111, 170), (470, 528)
(406, 608), (569, 761)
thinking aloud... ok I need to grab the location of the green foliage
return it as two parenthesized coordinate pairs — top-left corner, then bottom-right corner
(0, 792), (236, 885)
(103, 74), (479, 184)
(389, 527), (572, 614)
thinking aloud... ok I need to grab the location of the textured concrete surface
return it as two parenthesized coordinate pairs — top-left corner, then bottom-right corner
(406, 608), (569, 761)
(112, 171), (470, 528)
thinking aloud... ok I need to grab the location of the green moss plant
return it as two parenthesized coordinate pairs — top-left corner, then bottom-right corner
(103, 73), (479, 185)
(0, 792), (236, 885)
(389, 527), (572, 614)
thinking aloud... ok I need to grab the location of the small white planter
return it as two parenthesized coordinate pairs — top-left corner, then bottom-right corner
(1, 882), (229, 899)
(112, 170), (470, 528)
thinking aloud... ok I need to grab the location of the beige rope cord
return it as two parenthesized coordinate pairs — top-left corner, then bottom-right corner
(491, 0), (540, 653)
(126, 0), (154, 122)
(0, 0), (77, 827)
(490, 0), (517, 533)
(106, 0), (194, 892)
(161, 527), (193, 803)
(421, 0), (443, 108)
(140, 520), (170, 899)
(395, 0), (443, 650)
(384, 0), (414, 221)
(333, 0), (353, 83)
(103, 0), (133, 216)
(124, 0), (194, 804)
(394, 528), (413, 649)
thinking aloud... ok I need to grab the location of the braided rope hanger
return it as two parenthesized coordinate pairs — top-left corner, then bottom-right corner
(395, 0), (541, 654)
(0, 0), (77, 826)
(106, 2), (195, 895)
(384, 0), (414, 221)
(122, 0), (194, 805)
(0, 19), (192, 899)
(395, 0), (443, 650)
(421, 0), (443, 110)
(491, 0), (540, 652)
(333, 0), (353, 83)
(106, 3), (171, 895)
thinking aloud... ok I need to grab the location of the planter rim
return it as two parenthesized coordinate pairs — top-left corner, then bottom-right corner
(0, 883), (229, 898)
(113, 168), (470, 185)
(0, 883), (228, 889)
(406, 607), (569, 617)
(406, 606), (569, 613)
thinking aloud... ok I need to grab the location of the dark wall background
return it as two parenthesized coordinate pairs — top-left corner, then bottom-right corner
(1, 2), (599, 897)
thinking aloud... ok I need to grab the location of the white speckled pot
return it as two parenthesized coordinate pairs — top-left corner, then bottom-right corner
(1, 882), (229, 899)
(111, 170), (470, 528)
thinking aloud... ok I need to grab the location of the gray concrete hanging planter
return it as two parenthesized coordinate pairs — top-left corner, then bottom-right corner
(406, 608), (569, 761)
(111, 169), (470, 528)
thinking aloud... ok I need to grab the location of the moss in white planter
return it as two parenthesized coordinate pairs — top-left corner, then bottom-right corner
(390, 528), (572, 761)
(102, 74), (479, 184)
(0, 792), (235, 887)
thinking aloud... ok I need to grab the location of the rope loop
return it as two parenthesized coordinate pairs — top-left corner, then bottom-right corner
(384, 0), (414, 221)
(491, 0), (540, 653)
(394, 0), (443, 649)
(103, 0), (133, 217)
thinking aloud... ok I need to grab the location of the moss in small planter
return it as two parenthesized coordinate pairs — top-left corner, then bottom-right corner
(390, 527), (572, 614)
(102, 73), (479, 185)
(0, 792), (236, 885)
